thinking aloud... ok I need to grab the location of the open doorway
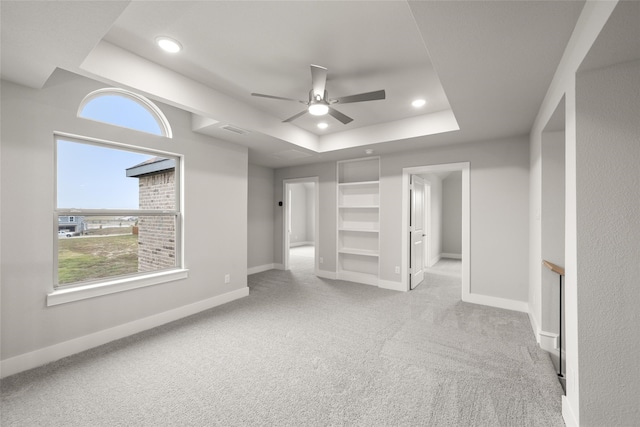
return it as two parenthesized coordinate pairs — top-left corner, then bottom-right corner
(402, 163), (470, 298)
(283, 177), (319, 274)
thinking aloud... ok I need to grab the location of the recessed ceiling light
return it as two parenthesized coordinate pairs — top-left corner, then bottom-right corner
(156, 36), (182, 53)
(412, 99), (426, 108)
(317, 122), (328, 129)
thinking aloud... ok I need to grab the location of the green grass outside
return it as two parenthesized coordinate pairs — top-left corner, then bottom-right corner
(58, 234), (138, 285)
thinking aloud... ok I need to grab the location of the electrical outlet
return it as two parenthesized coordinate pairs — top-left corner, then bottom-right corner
(320, 257), (324, 264)
(395, 266), (400, 274)
(224, 274), (230, 284)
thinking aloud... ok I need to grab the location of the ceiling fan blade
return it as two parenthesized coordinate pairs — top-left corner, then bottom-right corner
(328, 107), (353, 124)
(310, 64), (327, 99)
(333, 89), (386, 104)
(283, 110), (308, 123)
(251, 93), (304, 103)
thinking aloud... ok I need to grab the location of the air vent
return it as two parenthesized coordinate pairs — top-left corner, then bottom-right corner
(220, 124), (249, 135)
(271, 149), (313, 160)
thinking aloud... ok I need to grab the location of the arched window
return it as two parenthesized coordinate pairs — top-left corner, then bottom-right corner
(78, 88), (172, 138)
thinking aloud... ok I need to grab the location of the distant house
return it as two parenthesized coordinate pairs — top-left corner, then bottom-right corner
(58, 215), (86, 234)
(126, 157), (176, 272)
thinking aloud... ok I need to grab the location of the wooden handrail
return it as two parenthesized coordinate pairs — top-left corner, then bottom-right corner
(543, 259), (565, 276)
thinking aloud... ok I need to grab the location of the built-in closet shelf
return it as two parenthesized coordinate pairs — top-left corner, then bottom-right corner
(336, 156), (381, 287)
(338, 248), (379, 257)
(338, 228), (379, 233)
(338, 181), (380, 187)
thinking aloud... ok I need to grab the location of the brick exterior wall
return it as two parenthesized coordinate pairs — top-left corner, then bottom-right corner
(137, 171), (176, 272)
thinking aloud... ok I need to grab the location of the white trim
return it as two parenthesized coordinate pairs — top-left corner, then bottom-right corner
(290, 241), (314, 248)
(78, 87), (173, 138)
(463, 293), (529, 313)
(337, 271), (378, 287)
(2, 287), (249, 378)
(247, 264), (276, 275)
(47, 269), (189, 306)
(378, 279), (406, 292)
(273, 263), (285, 270)
(539, 331), (559, 353)
(441, 253), (462, 260)
(429, 255), (442, 267)
(562, 395), (578, 427)
(316, 269), (337, 280)
(528, 309), (542, 344)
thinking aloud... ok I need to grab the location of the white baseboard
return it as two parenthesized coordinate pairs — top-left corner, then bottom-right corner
(539, 331), (559, 354)
(428, 255), (441, 267)
(337, 271), (378, 287)
(378, 279), (407, 292)
(0, 287), (249, 379)
(273, 263), (285, 270)
(247, 263), (276, 275)
(290, 241), (313, 248)
(528, 310), (541, 344)
(463, 293), (528, 313)
(441, 252), (462, 259)
(562, 395), (578, 427)
(316, 269), (337, 280)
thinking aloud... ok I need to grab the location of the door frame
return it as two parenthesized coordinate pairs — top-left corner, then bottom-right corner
(401, 163), (470, 299)
(283, 177), (320, 274)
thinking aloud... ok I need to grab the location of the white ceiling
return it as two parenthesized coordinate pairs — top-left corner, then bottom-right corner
(1, 1), (586, 168)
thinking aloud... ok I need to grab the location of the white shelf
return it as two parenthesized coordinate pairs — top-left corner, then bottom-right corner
(338, 180), (379, 187)
(336, 157), (381, 287)
(338, 248), (379, 257)
(338, 228), (379, 233)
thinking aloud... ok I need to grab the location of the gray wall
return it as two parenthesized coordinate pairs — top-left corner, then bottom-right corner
(248, 164), (274, 269)
(275, 164), (336, 273)
(576, 59), (640, 425)
(288, 183), (314, 246)
(305, 184), (315, 244)
(442, 171), (462, 256)
(540, 131), (565, 334)
(380, 137), (530, 301)
(275, 136), (530, 303)
(0, 71), (248, 361)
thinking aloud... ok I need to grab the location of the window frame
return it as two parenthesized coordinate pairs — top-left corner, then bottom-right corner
(78, 88), (173, 138)
(49, 132), (186, 306)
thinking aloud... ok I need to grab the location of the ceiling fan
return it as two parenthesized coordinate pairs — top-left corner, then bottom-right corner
(251, 65), (386, 124)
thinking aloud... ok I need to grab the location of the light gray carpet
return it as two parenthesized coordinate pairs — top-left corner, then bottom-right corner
(1, 247), (564, 426)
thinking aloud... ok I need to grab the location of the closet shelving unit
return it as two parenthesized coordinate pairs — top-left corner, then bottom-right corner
(336, 157), (380, 286)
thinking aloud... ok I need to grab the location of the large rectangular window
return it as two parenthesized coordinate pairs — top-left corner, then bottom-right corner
(55, 136), (181, 288)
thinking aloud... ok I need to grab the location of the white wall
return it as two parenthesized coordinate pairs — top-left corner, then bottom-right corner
(274, 136), (530, 305)
(442, 171), (462, 256)
(528, 2), (635, 424)
(275, 164), (335, 275)
(575, 59), (640, 426)
(380, 137), (530, 303)
(289, 183), (309, 245)
(248, 164), (274, 271)
(540, 131), (565, 336)
(0, 71), (248, 367)
(305, 184), (315, 244)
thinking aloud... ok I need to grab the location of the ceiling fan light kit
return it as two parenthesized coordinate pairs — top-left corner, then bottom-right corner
(251, 64), (385, 125)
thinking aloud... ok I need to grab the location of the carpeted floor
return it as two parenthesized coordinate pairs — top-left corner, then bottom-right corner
(1, 247), (564, 426)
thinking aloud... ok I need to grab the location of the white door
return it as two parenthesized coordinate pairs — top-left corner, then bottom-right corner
(410, 175), (425, 289)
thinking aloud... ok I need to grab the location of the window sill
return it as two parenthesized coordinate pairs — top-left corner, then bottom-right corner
(47, 269), (189, 306)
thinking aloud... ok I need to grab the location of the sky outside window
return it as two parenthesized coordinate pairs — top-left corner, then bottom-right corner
(57, 140), (152, 209)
